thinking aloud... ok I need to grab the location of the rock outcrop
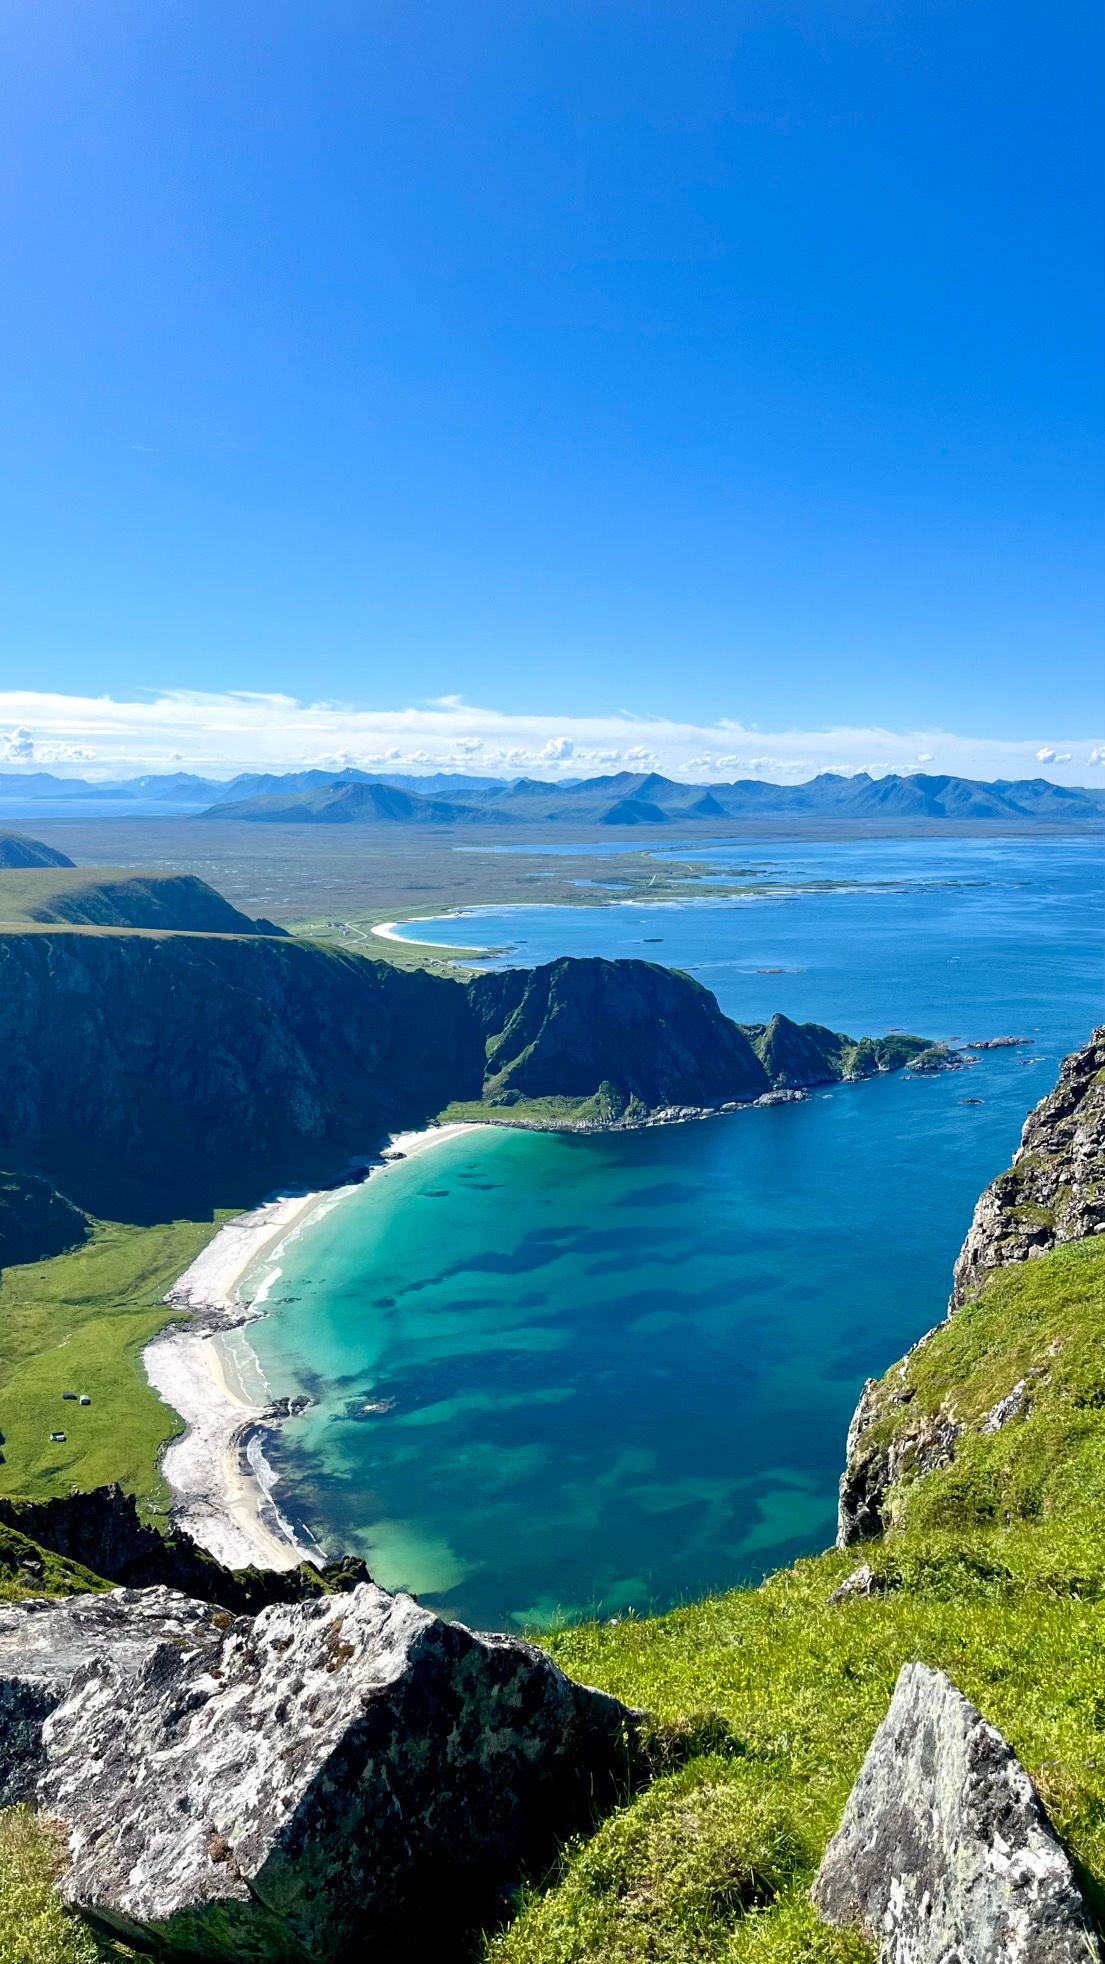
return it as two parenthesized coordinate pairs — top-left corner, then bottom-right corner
(836, 1367), (962, 1548)
(0, 1485), (372, 1617)
(952, 1026), (1105, 1305)
(12, 1581), (637, 1961)
(838, 1027), (1105, 1546)
(0, 1586), (224, 1804)
(812, 1663), (1100, 1962)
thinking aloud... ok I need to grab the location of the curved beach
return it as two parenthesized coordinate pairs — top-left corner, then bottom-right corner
(144, 1123), (488, 1571)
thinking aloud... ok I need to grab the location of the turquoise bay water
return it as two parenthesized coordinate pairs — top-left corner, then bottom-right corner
(246, 836), (1102, 1631)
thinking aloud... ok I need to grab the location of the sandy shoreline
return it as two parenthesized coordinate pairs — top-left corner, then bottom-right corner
(144, 1122), (488, 1573)
(371, 913), (494, 951)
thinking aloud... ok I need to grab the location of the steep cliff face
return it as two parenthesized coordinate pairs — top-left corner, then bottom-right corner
(837, 1028), (1105, 1547)
(0, 931), (482, 1215)
(951, 1026), (1105, 1306)
(470, 958), (770, 1113)
(0, 932), (933, 1219)
(0, 1173), (89, 1273)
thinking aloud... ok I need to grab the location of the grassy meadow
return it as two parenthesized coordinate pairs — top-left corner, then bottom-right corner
(0, 1216), (221, 1512)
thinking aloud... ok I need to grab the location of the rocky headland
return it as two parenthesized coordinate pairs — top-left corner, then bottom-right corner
(0, 930), (934, 1218)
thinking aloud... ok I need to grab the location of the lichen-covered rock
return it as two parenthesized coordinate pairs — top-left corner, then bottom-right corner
(812, 1663), (1100, 1962)
(952, 1025), (1105, 1306)
(0, 1587), (225, 1804)
(827, 1562), (889, 1604)
(41, 1581), (636, 1961)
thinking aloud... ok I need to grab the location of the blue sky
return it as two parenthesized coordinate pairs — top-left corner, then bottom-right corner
(0, 2), (1101, 780)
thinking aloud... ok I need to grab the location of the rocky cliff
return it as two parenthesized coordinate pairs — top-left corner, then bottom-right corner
(469, 959), (771, 1112)
(951, 1025), (1105, 1304)
(0, 1172), (88, 1274)
(0, 930), (931, 1218)
(837, 1026), (1105, 1547)
(0, 930), (484, 1216)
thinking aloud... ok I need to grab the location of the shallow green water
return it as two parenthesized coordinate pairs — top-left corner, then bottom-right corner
(241, 835), (1101, 1630)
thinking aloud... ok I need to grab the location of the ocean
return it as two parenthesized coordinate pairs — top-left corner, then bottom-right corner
(238, 834), (1102, 1630)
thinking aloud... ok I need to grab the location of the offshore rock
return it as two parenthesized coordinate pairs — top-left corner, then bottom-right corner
(812, 1663), (1101, 1962)
(952, 1025), (1105, 1306)
(0, 1586), (224, 1804)
(42, 1581), (637, 1961)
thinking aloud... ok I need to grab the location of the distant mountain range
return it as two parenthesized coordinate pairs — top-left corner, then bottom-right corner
(0, 766), (1101, 826)
(199, 767), (1105, 826)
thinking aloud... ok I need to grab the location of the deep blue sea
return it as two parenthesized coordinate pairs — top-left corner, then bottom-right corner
(242, 836), (1102, 1631)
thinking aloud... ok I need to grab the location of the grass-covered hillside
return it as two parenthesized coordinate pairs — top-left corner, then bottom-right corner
(0, 1215), (221, 1510)
(2, 1198), (1102, 1961)
(0, 833), (73, 870)
(490, 1236), (1105, 1963)
(0, 867), (281, 935)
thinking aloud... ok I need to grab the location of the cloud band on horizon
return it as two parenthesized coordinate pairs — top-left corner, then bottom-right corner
(0, 690), (1100, 786)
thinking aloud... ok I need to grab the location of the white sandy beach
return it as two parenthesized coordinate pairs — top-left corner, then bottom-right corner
(371, 913), (493, 951)
(144, 1122), (488, 1572)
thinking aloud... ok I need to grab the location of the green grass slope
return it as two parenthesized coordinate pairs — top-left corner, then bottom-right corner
(0, 1215), (220, 1509)
(491, 1240), (1105, 1962)
(0, 868), (279, 935)
(0, 833), (74, 870)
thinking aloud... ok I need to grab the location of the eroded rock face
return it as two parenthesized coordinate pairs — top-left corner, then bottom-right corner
(837, 1028), (1105, 1546)
(0, 1586), (226, 1804)
(836, 1362), (961, 1548)
(812, 1663), (1100, 1962)
(40, 1581), (636, 1961)
(952, 1025), (1105, 1307)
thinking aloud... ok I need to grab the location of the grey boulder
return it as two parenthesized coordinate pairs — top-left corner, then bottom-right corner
(0, 1585), (226, 1804)
(40, 1580), (635, 1961)
(812, 1662), (1100, 1962)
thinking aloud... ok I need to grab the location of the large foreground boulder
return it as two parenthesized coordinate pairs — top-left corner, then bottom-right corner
(812, 1662), (1100, 1962)
(37, 1581), (635, 1961)
(0, 1587), (224, 1804)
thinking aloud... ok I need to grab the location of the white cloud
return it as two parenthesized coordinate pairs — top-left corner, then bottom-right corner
(0, 690), (1098, 787)
(1036, 746), (1056, 762)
